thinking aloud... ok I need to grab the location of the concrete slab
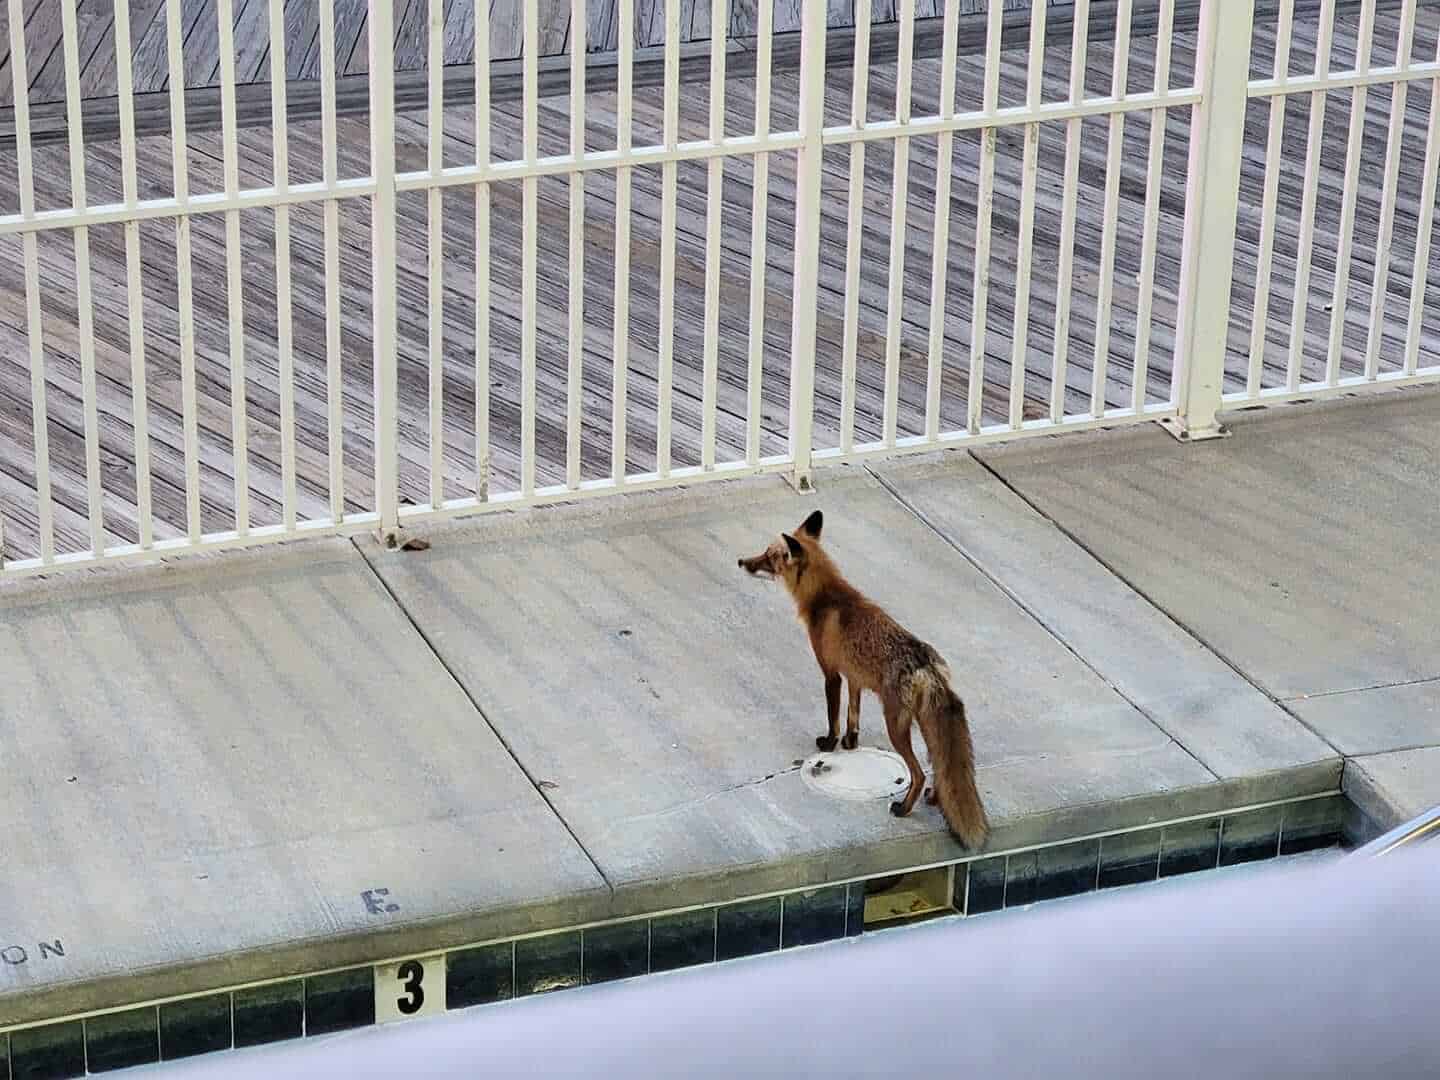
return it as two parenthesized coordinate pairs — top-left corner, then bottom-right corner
(0, 542), (607, 1027)
(1344, 746), (1440, 829)
(975, 389), (1440, 704)
(361, 472), (1216, 916)
(1288, 679), (1440, 757)
(869, 453), (1340, 800)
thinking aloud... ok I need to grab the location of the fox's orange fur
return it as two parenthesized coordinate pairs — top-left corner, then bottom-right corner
(739, 510), (988, 850)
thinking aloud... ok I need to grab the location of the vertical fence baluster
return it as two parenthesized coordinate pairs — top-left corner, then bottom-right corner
(1326, 0), (1376, 387)
(787, 0), (826, 489)
(521, 0), (539, 497)
(270, 0), (296, 530)
(612, 0), (634, 484)
(1052, 0), (1088, 423)
(656, 0), (681, 478)
(967, 0), (1003, 435)
(218, 0), (249, 534)
(1091, 0), (1132, 419)
(170, 0), (201, 541)
(60, 0), (101, 557)
(475, 0), (492, 499)
(370, 0), (399, 535)
(428, 0), (446, 509)
(838, 0), (870, 453)
(566, 0), (587, 489)
(701, 0), (727, 471)
(924, 0), (961, 441)
(8, 0), (50, 563)
(1364, 0), (1417, 381)
(1132, 0), (1174, 413)
(115, 0), (151, 547)
(321, 0), (344, 520)
(1247, 0), (1294, 399)
(746, 0), (774, 466)
(882, 0), (915, 447)
(1286, 0), (1336, 390)
(1010, 0), (1046, 430)
(1403, 16), (1440, 377)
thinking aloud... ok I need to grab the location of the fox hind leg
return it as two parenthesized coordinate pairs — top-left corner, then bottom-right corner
(842, 681), (861, 750)
(816, 671), (842, 752)
(884, 697), (926, 817)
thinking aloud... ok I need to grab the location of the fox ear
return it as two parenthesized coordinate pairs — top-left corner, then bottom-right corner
(782, 533), (804, 559)
(798, 509), (823, 539)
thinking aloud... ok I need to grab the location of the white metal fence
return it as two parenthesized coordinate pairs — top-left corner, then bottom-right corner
(1234, 0), (1440, 405)
(0, 0), (1437, 578)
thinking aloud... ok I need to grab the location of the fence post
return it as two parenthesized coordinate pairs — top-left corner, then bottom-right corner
(1164, 0), (1253, 442)
(369, 0), (401, 538)
(786, 0), (826, 491)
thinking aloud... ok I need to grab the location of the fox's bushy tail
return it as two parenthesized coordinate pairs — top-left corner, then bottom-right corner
(913, 659), (988, 850)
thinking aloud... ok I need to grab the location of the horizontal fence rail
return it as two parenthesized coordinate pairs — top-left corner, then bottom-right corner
(0, 0), (1437, 577)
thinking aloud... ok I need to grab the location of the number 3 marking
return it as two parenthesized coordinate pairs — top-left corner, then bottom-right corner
(397, 959), (425, 1015)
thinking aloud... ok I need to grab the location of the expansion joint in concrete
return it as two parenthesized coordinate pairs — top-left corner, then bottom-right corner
(866, 461), (1219, 782)
(959, 451), (1347, 763)
(349, 538), (616, 899)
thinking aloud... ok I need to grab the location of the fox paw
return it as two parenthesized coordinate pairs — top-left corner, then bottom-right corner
(841, 732), (859, 750)
(890, 800), (910, 818)
(816, 735), (839, 752)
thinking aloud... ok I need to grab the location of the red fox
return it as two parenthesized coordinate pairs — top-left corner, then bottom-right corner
(738, 509), (988, 850)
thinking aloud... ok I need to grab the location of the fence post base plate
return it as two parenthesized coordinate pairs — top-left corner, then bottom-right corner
(1158, 416), (1232, 443)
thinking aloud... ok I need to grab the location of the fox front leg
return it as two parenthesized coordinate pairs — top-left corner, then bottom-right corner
(817, 671), (842, 751)
(842, 681), (861, 750)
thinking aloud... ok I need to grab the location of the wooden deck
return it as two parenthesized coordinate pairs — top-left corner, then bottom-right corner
(0, 0), (1094, 147)
(1, 4), (1439, 562)
(0, 2), (1397, 147)
(0, 0), (1021, 108)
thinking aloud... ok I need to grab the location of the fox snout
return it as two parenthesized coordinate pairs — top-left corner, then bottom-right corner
(737, 553), (769, 576)
(739, 511), (822, 581)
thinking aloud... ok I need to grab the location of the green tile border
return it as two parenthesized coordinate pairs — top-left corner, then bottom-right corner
(0, 793), (1344, 1075)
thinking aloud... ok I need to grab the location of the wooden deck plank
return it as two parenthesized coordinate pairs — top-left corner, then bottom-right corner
(0, 0), (67, 109)
(0, 0), (14, 74)
(271, 0), (320, 82)
(321, 0), (368, 80)
(772, 0), (803, 35)
(546, 0), (576, 53)
(489, 0), (524, 64)
(633, 0), (656, 47)
(341, 0), (381, 76)
(27, 0), (120, 105)
(122, 0), (191, 93)
(228, 0), (275, 85)
(393, 0), (430, 74)
(443, 0), (477, 66)
(0, 0), (43, 100)
(587, 0), (619, 53)
(179, 0), (225, 90)
(3, 5), (1440, 562)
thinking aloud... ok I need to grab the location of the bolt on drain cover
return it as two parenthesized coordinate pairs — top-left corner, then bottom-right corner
(800, 747), (910, 802)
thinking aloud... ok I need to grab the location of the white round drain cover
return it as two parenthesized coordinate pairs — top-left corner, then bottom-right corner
(800, 747), (910, 802)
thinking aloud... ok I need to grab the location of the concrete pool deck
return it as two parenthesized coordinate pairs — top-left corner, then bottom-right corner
(2, 387), (1436, 1028)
